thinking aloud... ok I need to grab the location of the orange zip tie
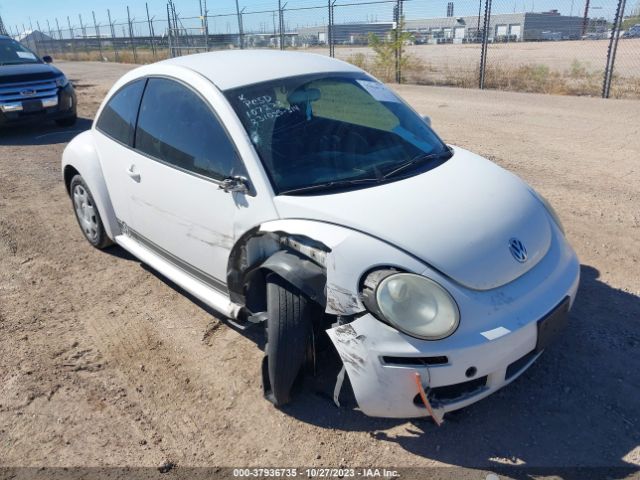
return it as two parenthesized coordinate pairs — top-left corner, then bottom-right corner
(414, 371), (443, 427)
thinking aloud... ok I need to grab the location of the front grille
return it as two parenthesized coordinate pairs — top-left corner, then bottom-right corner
(505, 349), (537, 380)
(414, 376), (488, 407)
(381, 355), (448, 366)
(0, 79), (58, 103)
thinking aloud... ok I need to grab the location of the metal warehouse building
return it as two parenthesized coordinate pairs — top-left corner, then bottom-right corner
(298, 22), (393, 46)
(405, 11), (584, 42)
(297, 11), (584, 45)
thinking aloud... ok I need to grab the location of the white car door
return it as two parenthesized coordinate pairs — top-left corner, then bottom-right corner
(122, 77), (251, 287)
(93, 79), (146, 229)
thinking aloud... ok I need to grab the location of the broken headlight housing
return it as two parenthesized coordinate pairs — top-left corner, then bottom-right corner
(361, 270), (460, 340)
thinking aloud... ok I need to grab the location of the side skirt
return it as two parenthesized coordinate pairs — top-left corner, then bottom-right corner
(115, 234), (242, 319)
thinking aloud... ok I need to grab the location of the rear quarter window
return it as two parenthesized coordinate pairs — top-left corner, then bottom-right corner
(96, 79), (146, 146)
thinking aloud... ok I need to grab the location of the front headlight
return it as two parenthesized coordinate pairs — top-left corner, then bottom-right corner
(55, 75), (69, 88)
(362, 271), (460, 340)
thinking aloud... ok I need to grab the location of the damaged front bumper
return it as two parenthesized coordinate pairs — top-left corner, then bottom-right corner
(326, 233), (580, 420)
(327, 313), (546, 419)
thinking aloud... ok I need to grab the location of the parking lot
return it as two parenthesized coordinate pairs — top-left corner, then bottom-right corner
(1, 61), (639, 476)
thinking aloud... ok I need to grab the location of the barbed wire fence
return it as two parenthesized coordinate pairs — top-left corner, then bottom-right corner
(3, 0), (639, 98)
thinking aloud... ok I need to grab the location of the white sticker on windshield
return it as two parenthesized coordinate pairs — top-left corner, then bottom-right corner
(356, 79), (401, 103)
(17, 51), (37, 60)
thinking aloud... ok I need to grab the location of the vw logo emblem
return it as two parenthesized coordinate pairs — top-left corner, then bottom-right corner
(20, 89), (36, 97)
(508, 238), (528, 263)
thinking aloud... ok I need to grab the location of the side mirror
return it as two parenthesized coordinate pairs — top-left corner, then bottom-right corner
(422, 115), (432, 127)
(219, 176), (250, 194)
(42, 55), (53, 63)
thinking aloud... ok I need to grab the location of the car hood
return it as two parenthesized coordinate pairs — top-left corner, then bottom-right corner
(273, 147), (552, 291)
(0, 63), (62, 83)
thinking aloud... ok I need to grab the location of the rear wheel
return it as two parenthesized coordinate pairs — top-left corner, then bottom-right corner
(69, 174), (112, 249)
(263, 274), (314, 406)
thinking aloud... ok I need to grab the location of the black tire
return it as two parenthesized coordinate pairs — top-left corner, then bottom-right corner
(55, 114), (77, 127)
(69, 174), (112, 249)
(263, 274), (313, 407)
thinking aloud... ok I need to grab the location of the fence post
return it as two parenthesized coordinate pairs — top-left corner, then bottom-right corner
(203, 0), (210, 52)
(278, 0), (285, 50)
(36, 21), (44, 55)
(92, 11), (103, 61)
(46, 20), (55, 56)
(235, 0), (244, 49)
(107, 10), (120, 63)
(602, 0), (626, 98)
(55, 19), (64, 57)
(581, 0), (590, 37)
(146, 3), (157, 60)
(394, 0), (404, 84)
(167, 3), (174, 58)
(127, 6), (138, 63)
(79, 14), (89, 55)
(478, 0), (492, 89)
(327, 0), (332, 57)
(28, 19), (39, 55)
(67, 17), (76, 60)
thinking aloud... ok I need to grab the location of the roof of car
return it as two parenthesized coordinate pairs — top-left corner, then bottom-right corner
(160, 50), (362, 91)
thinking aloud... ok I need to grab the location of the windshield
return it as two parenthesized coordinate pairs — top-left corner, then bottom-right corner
(224, 72), (450, 194)
(0, 39), (41, 66)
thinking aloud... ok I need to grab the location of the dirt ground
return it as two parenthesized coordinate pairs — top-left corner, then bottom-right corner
(320, 38), (640, 77)
(1, 61), (639, 477)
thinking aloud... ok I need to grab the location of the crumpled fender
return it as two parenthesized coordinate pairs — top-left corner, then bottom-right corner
(61, 130), (120, 240)
(258, 219), (428, 315)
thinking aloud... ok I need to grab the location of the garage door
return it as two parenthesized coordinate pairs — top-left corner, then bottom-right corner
(454, 27), (465, 39)
(496, 24), (508, 36)
(509, 24), (521, 38)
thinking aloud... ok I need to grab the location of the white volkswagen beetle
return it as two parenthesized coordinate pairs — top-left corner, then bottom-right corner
(62, 51), (580, 422)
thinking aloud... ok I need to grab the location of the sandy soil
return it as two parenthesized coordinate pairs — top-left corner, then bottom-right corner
(0, 61), (639, 477)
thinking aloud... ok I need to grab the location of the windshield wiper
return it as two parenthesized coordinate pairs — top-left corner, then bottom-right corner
(279, 177), (381, 195)
(382, 149), (453, 179)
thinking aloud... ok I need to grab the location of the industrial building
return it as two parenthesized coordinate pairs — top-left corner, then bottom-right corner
(297, 10), (585, 45)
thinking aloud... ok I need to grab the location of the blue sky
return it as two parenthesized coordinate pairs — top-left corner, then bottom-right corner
(0, 0), (620, 35)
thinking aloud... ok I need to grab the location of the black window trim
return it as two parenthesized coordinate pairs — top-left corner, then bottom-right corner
(95, 77), (147, 149)
(95, 74), (253, 193)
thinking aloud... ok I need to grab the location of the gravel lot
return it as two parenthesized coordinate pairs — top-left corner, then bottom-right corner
(1, 61), (639, 478)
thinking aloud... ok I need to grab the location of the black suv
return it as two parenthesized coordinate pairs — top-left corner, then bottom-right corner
(0, 35), (76, 127)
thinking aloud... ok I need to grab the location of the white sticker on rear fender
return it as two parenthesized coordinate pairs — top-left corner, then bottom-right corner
(481, 326), (511, 340)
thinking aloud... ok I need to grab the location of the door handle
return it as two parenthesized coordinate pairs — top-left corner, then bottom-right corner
(127, 165), (141, 182)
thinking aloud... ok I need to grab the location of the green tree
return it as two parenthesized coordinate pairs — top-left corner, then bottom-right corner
(622, 15), (640, 30)
(368, 18), (414, 83)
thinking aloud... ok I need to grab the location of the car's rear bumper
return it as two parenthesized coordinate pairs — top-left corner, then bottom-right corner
(0, 84), (76, 126)
(327, 228), (580, 419)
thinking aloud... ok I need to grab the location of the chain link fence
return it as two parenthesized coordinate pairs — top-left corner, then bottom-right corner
(5, 0), (640, 98)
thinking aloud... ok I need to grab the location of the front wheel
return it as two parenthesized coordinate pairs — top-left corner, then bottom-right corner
(263, 274), (314, 406)
(69, 174), (112, 249)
